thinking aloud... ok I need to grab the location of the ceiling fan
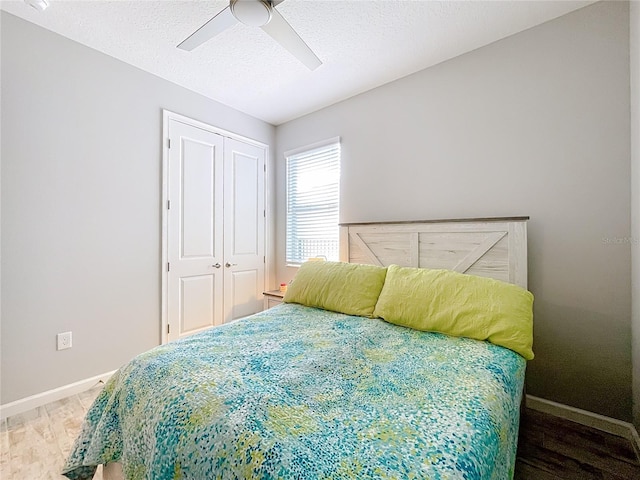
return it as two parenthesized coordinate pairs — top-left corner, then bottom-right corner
(178, 0), (322, 70)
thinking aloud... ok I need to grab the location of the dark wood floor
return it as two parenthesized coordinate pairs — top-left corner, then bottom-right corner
(515, 408), (640, 480)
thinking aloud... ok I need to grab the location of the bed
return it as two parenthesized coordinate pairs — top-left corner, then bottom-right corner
(63, 217), (533, 480)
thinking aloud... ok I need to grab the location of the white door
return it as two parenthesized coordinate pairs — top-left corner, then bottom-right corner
(223, 137), (266, 323)
(167, 119), (224, 340)
(165, 115), (267, 340)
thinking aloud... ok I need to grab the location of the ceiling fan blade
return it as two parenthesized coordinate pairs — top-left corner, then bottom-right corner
(261, 8), (322, 70)
(177, 6), (238, 51)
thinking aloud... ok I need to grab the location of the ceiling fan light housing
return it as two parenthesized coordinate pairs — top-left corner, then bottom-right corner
(24, 0), (49, 11)
(230, 0), (273, 27)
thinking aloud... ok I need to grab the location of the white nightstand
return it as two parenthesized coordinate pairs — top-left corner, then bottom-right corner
(263, 290), (285, 310)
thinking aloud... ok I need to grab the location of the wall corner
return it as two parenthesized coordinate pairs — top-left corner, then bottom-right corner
(630, 0), (640, 430)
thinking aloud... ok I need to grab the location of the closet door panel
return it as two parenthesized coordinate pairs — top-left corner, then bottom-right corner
(223, 138), (266, 323)
(167, 119), (224, 341)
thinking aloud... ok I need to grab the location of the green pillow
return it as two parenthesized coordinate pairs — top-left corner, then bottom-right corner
(283, 261), (387, 318)
(373, 265), (534, 359)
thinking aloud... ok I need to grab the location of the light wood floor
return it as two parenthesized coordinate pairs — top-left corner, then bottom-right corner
(2, 386), (639, 479)
(1, 383), (104, 480)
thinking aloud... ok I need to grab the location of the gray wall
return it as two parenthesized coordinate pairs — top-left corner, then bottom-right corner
(632, 0), (640, 430)
(0, 13), (276, 404)
(276, 1), (632, 421)
(2, 2), (634, 424)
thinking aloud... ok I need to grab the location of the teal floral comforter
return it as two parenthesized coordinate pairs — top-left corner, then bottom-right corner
(63, 303), (525, 480)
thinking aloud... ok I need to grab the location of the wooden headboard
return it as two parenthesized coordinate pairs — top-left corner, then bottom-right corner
(339, 217), (529, 289)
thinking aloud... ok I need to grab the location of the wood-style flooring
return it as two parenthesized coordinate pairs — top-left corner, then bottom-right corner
(1, 387), (639, 479)
(516, 408), (640, 479)
(1, 384), (104, 480)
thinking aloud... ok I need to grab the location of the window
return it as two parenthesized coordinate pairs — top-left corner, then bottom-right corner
(286, 138), (341, 265)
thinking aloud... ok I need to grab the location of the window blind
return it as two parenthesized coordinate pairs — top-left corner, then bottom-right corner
(286, 141), (341, 264)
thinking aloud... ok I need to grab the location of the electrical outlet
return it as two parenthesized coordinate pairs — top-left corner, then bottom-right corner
(57, 331), (72, 350)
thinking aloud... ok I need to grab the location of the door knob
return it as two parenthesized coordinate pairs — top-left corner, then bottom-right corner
(212, 263), (221, 269)
(225, 262), (237, 268)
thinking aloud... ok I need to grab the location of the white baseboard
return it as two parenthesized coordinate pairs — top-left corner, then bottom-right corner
(0, 370), (116, 420)
(526, 394), (640, 458)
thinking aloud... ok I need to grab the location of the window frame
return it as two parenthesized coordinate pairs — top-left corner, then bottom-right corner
(284, 137), (341, 266)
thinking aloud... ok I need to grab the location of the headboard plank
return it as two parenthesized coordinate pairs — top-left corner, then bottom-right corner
(350, 232), (412, 266)
(409, 232), (420, 268)
(452, 231), (507, 273)
(350, 233), (384, 266)
(340, 218), (528, 288)
(508, 221), (528, 288)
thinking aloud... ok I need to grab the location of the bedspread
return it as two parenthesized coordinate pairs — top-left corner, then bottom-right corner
(63, 303), (526, 480)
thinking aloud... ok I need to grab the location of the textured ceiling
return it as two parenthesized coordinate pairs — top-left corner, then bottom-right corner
(1, 0), (595, 125)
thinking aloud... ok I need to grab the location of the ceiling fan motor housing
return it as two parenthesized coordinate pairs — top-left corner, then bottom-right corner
(178, 0), (321, 70)
(230, 0), (273, 27)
